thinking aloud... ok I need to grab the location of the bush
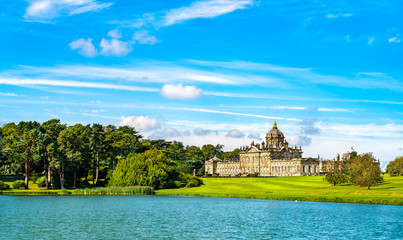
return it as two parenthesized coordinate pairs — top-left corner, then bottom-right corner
(185, 178), (203, 188)
(13, 180), (26, 189)
(167, 180), (183, 188)
(36, 177), (46, 187)
(0, 180), (10, 190)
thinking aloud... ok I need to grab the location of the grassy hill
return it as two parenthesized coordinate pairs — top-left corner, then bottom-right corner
(156, 175), (403, 205)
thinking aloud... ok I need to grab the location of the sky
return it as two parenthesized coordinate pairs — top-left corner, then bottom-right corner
(0, 0), (402, 169)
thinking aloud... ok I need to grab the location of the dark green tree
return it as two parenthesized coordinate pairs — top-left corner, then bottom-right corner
(105, 125), (141, 173)
(90, 123), (106, 184)
(348, 153), (383, 189)
(42, 119), (66, 188)
(6, 121), (42, 188)
(57, 124), (90, 188)
(386, 157), (403, 176)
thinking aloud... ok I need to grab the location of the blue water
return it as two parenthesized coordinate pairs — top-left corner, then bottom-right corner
(0, 195), (402, 239)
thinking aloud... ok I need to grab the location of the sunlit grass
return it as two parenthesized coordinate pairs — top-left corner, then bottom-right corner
(156, 175), (403, 205)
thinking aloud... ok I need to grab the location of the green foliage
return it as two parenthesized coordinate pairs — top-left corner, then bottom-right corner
(109, 149), (175, 189)
(348, 153), (383, 189)
(35, 177), (46, 187)
(0, 180), (10, 190)
(185, 178), (203, 188)
(324, 160), (348, 186)
(387, 157), (403, 176)
(12, 180), (26, 189)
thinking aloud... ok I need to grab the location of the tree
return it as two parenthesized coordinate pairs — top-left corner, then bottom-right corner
(90, 123), (106, 184)
(324, 159), (348, 186)
(185, 145), (204, 174)
(387, 157), (403, 176)
(42, 119), (66, 188)
(57, 124), (90, 189)
(348, 153), (383, 189)
(6, 122), (42, 188)
(109, 148), (175, 189)
(105, 125), (141, 173)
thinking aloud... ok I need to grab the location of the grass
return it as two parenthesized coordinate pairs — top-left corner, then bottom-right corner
(0, 181), (155, 195)
(156, 175), (403, 205)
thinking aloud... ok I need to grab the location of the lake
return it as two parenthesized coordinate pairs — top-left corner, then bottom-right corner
(0, 195), (401, 239)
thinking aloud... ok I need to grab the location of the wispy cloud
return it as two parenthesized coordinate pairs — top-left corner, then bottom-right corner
(326, 13), (353, 18)
(0, 92), (24, 97)
(161, 0), (254, 26)
(24, 0), (114, 22)
(389, 34), (401, 43)
(269, 106), (351, 112)
(0, 78), (159, 92)
(368, 36), (375, 45)
(168, 107), (299, 121)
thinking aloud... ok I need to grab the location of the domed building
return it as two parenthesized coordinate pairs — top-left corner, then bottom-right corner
(205, 121), (321, 177)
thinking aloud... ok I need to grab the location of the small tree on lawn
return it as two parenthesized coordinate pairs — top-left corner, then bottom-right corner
(348, 153), (383, 189)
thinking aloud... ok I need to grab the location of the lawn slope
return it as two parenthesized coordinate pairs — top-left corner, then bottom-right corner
(156, 175), (403, 205)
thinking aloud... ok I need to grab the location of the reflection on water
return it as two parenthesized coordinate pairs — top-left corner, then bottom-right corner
(0, 195), (401, 239)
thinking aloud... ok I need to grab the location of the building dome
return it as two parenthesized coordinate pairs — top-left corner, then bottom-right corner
(266, 121), (284, 139)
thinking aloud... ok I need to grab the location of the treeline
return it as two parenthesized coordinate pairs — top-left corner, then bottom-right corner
(0, 119), (237, 189)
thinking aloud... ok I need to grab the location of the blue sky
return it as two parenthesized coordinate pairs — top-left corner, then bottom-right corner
(1, 0), (402, 168)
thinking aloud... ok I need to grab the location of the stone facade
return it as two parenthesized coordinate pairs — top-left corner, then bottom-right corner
(205, 121), (322, 177)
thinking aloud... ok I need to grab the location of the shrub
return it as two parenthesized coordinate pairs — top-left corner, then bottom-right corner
(185, 178), (203, 188)
(167, 180), (183, 188)
(13, 180), (26, 189)
(36, 177), (46, 187)
(0, 180), (10, 190)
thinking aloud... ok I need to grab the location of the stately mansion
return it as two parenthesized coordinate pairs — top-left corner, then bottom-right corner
(205, 121), (322, 177)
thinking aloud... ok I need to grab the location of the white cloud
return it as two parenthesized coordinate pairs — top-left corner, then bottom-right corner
(162, 0), (254, 26)
(0, 78), (159, 92)
(118, 116), (161, 132)
(247, 132), (261, 140)
(0, 92), (22, 97)
(69, 38), (97, 57)
(326, 13), (353, 18)
(99, 38), (132, 56)
(24, 0), (114, 21)
(150, 127), (184, 139)
(160, 84), (202, 99)
(368, 37), (375, 45)
(194, 127), (215, 136)
(133, 31), (159, 45)
(389, 34), (401, 43)
(226, 129), (245, 138)
(286, 134), (312, 146)
(107, 28), (122, 39)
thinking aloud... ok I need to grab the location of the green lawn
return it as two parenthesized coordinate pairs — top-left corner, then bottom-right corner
(156, 175), (403, 205)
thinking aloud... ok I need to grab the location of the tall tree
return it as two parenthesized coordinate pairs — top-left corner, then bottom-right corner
(348, 153), (383, 189)
(105, 125), (141, 173)
(42, 119), (66, 188)
(57, 124), (90, 189)
(90, 123), (105, 184)
(6, 121), (41, 188)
